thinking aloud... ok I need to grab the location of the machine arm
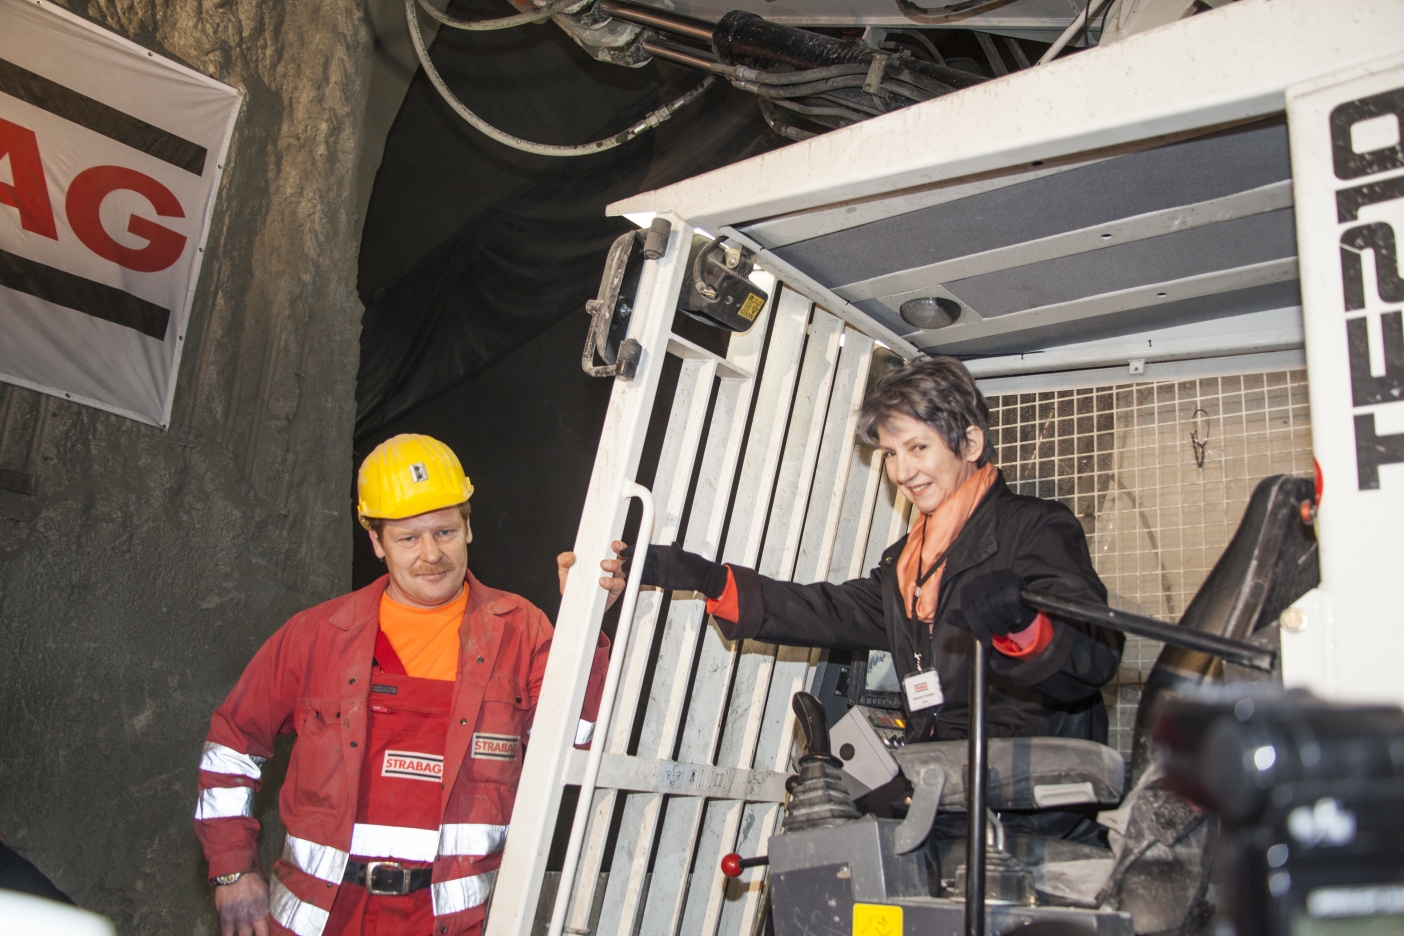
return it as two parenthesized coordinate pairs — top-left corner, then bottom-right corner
(1020, 587), (1277, 672)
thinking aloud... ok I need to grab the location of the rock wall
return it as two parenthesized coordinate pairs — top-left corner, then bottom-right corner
(0, 1), (370, 932)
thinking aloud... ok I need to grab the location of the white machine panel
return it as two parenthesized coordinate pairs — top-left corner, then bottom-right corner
(830, 705), (901, 797)
(1285, 56), (1404, 707)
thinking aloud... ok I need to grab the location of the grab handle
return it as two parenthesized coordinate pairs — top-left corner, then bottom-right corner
(546, 483), (656, 936)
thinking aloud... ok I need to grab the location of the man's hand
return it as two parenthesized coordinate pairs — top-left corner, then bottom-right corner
(558, 542), (728, 607)
(214, 872), (270, 936)
(608, 542), (729, 597)
(557, 543), (626, 610)
(597, 541), (630, 607)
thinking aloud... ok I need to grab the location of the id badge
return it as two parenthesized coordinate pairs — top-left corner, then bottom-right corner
(902, 668), (943, 711)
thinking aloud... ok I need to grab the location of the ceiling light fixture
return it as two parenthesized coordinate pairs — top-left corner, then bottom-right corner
(899, 296), (961, 330)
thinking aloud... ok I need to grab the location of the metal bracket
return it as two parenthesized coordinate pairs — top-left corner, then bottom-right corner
(583, 296), (642, 379)
(862, 53), (889, 95)
(583, 226), (659, 379)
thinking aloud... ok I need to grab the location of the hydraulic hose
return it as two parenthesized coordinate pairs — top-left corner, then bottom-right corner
(757, 100), (817, 141)
(885, 28), (944, 66)
(638, 38), (879, 85)
(405, 0), (716, 156)
(816, 91), (882, 117)
(643, 38), (930, 126)
(767, 98), (862, 120)
(734, 75), (872, 99)
(880, 79), (935, 103)
(416, 0), (587, 31)
(745, 62), (870, 84)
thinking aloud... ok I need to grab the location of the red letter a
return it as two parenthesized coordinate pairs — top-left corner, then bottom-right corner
(0, 117), (58, 240)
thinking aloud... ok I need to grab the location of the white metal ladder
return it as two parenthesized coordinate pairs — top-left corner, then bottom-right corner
(486, 215), (914, 936)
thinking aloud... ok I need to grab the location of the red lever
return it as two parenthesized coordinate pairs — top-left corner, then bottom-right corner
(720, 853), (769, 878)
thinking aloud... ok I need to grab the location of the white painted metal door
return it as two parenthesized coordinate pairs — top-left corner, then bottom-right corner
(485, 216), (908, 936)
(1283, 55), (1404, 708)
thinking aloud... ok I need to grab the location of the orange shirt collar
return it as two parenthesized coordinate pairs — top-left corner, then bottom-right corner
(377, 583), (469, 681)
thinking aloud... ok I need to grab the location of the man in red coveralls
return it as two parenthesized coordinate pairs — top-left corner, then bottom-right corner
(194, 435), (609, 936)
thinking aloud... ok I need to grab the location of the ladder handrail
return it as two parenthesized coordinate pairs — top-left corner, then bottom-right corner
(547, 482), (657, 936)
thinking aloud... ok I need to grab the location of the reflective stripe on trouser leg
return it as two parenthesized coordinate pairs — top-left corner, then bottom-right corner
(200, 741), (266, 780)
(194, 785), (254, 820)
(432, 870), (496, 916)
(349, 823), (440, 862)
(574, 719), (595, 746)
(282, 835), (350, 884)
(269, 877), (330, 936)
(438, 823), (508, 857)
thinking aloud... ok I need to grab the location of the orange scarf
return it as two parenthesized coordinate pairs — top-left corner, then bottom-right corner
(897, 463), (997, 625)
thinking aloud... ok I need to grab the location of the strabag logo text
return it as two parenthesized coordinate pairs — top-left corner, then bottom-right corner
(381, 750), (444, 782)
(471, 733), (520, 761)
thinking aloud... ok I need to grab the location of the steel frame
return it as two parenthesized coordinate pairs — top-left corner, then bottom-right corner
(490, 4), (1404, 934)
(487, 216), (907, 936)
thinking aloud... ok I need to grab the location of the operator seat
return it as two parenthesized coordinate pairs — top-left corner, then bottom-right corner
(1101, 472), (1316, 929)
(880, 474), (1318, 929)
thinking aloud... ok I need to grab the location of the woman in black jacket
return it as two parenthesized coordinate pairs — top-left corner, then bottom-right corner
(594, 356), (1123, 748)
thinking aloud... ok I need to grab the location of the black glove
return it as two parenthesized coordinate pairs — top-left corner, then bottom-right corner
(958, 569), (1037, 643)
(620, 544), (729, 598)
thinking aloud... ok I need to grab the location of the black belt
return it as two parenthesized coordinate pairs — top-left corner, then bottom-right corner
(343, 860), (433, 896)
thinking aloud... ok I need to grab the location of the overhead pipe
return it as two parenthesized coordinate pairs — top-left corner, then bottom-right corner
(602, 0), (982, 90)
(597, 0), (714, 42)
(640, 37), (725, 74)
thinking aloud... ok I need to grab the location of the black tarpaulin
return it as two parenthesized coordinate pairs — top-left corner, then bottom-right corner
(355, 0), (782, 439)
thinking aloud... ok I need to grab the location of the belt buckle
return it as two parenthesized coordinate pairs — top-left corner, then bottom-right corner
(365, 861), (410, 896)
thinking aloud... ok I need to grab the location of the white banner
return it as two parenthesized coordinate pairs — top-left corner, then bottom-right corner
(1286, 54), (1404, 706)
(0, 0), (240, 426)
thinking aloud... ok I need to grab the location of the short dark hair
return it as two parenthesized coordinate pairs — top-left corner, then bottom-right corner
(857, 356), (993, 465)
(363, 500), (471, 537)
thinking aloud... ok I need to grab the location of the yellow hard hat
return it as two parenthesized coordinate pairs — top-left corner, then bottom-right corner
(357, 434), (473, 526)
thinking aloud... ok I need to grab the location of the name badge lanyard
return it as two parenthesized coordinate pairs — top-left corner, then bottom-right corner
(907, 519), (950, 670)
(902, 522), (949, 712)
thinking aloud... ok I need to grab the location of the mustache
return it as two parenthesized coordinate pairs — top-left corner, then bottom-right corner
(411, 557), (456, 576)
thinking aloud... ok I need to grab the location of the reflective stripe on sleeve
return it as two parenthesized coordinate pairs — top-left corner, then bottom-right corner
(194, 785), (254, 820)
(349, 823), (439, 862)
(431, 869), (496, 916)
(574, 719), (595, 746)
(269, 877), (330, 936)
(199, 741), (266, 780)
(283, 834), (350, 885)
(437, 823), (508, 857)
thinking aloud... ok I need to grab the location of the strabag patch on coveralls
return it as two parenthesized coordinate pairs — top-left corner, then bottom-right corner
(194, 571), (609, 936)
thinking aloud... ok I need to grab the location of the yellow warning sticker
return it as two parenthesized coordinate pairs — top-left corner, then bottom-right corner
(738, 292), (765, 322)
(852, 902), (903, 936)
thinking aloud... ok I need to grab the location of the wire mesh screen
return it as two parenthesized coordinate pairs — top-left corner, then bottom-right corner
(986, 370), (1313, 757)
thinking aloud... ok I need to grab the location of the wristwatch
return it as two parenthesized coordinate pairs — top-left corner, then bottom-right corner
(212, 872), (244, 886)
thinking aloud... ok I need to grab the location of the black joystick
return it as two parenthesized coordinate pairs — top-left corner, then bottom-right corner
(783, 692), (861, 832)
(792, 690), (834, 760)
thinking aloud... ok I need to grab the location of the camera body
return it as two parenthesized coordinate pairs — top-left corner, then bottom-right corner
(1156, 688), (1404, 935)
